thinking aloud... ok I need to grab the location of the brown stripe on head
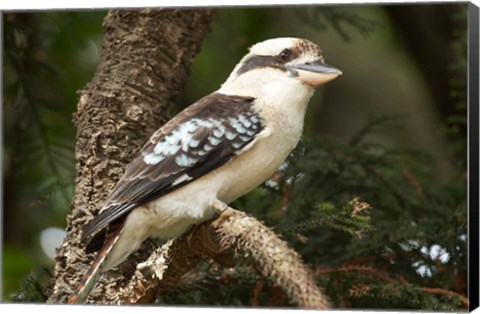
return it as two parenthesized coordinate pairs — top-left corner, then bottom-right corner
(236, 55), (288, 75)
(295, 38), (323, 57)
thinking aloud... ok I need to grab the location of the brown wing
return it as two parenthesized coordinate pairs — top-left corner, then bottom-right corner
(82, 93), (264, 245)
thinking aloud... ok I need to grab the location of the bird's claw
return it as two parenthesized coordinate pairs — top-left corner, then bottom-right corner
(212, 200), (236, 228)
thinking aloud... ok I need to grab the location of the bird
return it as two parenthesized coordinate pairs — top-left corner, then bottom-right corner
(68, 37), (342, 303)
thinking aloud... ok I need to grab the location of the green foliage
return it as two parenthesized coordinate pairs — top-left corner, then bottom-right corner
(10, 267), (51, 302)
(4, 12), (105, 208)
(3, 11), (105, 300)
(274, 115), (467, 309)
(283, 199), (373, 241)
(3, 245), (37, 300)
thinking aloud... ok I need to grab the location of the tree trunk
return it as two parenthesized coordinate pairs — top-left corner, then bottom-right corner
(46, 8), (215, 304)
(384, 4), (465, 123)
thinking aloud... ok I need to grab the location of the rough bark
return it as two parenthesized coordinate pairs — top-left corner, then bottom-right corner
(46, 8), (215, 304)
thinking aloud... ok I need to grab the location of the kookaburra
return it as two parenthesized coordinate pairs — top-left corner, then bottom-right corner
(68, 37), (341, 303)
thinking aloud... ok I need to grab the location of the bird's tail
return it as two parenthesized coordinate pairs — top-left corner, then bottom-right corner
(68, 226), (124, 304)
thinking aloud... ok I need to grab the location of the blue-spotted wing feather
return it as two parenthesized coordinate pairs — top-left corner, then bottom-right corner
(81, 93), (264, 245)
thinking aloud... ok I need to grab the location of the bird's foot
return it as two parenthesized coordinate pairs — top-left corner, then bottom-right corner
(212, 200), (236, 228)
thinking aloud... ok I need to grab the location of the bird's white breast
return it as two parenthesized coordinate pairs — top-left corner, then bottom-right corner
(217, 79), (313, 200)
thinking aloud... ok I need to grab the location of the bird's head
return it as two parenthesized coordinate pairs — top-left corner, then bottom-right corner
(220, 37), (342, 96)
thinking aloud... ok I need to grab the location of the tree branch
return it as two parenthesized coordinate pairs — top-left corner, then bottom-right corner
(216, 209), (331, 309)
(118, 209), (331, 309)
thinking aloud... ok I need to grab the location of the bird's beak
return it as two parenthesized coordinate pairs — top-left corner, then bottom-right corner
(291, 60), (342, 87)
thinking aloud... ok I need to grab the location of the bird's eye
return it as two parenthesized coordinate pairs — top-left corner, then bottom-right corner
(278, 49), (293, 62)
